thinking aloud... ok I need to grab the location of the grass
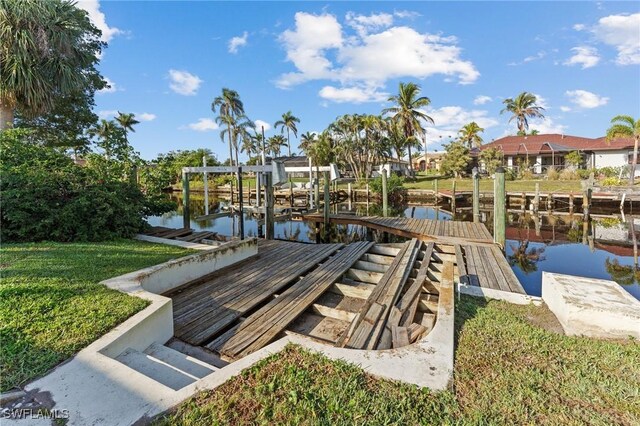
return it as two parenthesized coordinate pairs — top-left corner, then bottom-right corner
(157, 296), (640, 425)
(0, 240), (195, 392)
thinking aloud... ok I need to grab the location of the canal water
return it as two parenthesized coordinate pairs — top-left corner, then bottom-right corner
(148, 194), (640, 300)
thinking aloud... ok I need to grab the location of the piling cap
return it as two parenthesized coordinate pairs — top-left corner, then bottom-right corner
(496, 166), (505, 173)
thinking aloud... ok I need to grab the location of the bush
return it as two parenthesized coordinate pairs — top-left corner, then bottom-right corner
(369, 174), (405, 195)
(577, 169), (594, 179)
(546, 168), (560, 180)
(559, 169), (580, 180)
(1, 129), (170, 242)
(504, 168), (517, 181)
(597, 166), (623, 178)
(601, 176), (623, 186)
(520, 170), (534, 180)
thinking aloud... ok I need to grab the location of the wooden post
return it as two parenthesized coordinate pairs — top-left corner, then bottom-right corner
(348, 182), (352, 201)
(182, 171), (190, 229)
(494, 167), (506, 249)
(323, 171), (330, 241)
(533, 182), (540, 213)
(434, 178), (439, 203)
(569, 194), (574, 214)
(451, 179), (457, 212)
(382, 169), (389, 217)
(472, 168), (480, 223)
(237, 166), (244, 240)
(203, 156), (209, 215)
(314, 178), (320, 212)
(230, 179), (234, 205)
(265, 172), (274, 240)
(255, 172), (261, 207)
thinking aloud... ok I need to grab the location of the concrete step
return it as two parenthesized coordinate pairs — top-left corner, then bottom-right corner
(166, 338), (229, 369)
(144, 342), (218, 378)
(115, 348), (198, 390)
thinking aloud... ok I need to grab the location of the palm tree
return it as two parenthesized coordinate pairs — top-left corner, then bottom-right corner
(274, 111), (300, 157)
(383, 82), (434, 174)
(0, 0), (104, 130)
(267, 135), (286, 157)
(90, 119), (118, 160)
(299, 131), (317, 156)
(606, 115), (639, 185)
(212, 88), (245, 166)
(500, 92), (545, 133)
(458, 122), (484, 149)
(115, 112), (139, 143)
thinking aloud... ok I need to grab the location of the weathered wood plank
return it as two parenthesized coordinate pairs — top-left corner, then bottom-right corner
(391, 326), (410, 348)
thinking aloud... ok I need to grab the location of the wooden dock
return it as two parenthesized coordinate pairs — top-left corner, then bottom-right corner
(165, 216), (525, 363)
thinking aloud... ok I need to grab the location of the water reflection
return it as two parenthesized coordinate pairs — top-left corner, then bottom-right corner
(148, 194), (639, 300)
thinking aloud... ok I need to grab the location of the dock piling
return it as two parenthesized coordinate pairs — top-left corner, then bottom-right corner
(203, 156), (209, 215)
(472, 168), (480, 223)
(265, 173), (274, 240)
(533, 183), (540, 212)
(434, 179), (439, 203)
(237, 166), (244, 240)
(182, 171), (190, 229)
(451, 179), (457, 212)
(382, 169), (389, 217)
(494, 167), (506, 249)
(323, 171), (330, 241)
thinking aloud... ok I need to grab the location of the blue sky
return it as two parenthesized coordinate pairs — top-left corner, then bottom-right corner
(80, 1), (640, 161)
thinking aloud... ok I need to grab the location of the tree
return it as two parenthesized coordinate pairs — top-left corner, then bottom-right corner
(501, 92), (545, 133)
(299, 131), (316, 155)
(0, 0), (105, 130)
(440, 141), (471, 178)
(267, 135), (286, 157)
(274, 111), (300, 157)
(115, 112), (140, 144)
(564, 151), (584, 169)
(383, 82), (434, 174)
(212, 88), (245, 166)
(90, 119), (119, 160)
(458, 122), (484, 149)
(606, 115), (639, 185)
(480, 147), (503, 175)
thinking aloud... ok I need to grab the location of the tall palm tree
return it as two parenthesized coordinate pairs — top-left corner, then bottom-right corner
(115, 112), (139, 143)
(267, 135), (286, 157)
(501, 92), (545, 133)
(458, 122), (485, 149)
(299, 131), (317, 156)
(606, 115), (639, 185)
(383, 82), (434, 174)
(274, 111), (300, 157)
(0, 0), (104, 130)
(212, 88), (244, 166)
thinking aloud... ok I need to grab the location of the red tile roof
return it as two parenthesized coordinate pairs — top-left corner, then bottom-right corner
(481, 134), (635, 155)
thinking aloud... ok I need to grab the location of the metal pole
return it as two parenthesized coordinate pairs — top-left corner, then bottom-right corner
(237, 166), (244, 240)
(265, 172), (274, 240)
(323, 171), (330, 241)
(203, 156), (209, 215)
(472, 167), (480, 223)
(182, 171), (190, 229)
(494, 167), (506, 249)
(382, 169), (388, 217)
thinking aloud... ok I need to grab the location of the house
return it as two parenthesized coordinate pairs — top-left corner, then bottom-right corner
(480, 134), (638, 176)
(412, 152), (446, 171)
(373, 158), (411, 177)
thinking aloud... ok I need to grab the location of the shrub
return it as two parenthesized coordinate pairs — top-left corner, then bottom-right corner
(601, 176), (622, 186)
(1, 129), (170, 242)
(577, 169), (594, 179)
(559, 169), (580, 180)
(369, 174), (405, 195)
(597, 166), (623, 179)
(504, 168), (517, 181)
(546, 168), (560, 180)
(520, 169), (534, 180)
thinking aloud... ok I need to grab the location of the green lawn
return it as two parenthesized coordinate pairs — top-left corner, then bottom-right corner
(157, 296), (639, 425)
(0, 240), (195, 391)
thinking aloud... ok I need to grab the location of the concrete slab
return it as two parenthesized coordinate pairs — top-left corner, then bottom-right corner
(542, 272), (640, 339)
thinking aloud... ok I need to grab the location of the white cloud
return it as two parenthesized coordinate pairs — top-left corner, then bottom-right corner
(228, 31), (248, 54)
(565, 89), (609, 108)
(184, 118), (219, 132)
(527, 117), (568, 134)
(531, 93), (549, 110)
(76, 0), (122, 42)
(319, 85), (388, 103)
(592, 13), (640, 65)
(560, 106), (572, 112)
(98, 109), (118, 118)
(345, 12), (393, 37)
(573, 23), (586, 31)
(254, 119), (271, 131)
(420, 106), (499, 143)
(523, 51), (546, 62)
(393, 10), (421, 19)
(276, 12), (479, 101)
(564, 46), (600, 68)
(137, 113), (156, 121)
(168, 69), (202, 96)
(97, 77), (117, 94)
(473, 95), (492, 105)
